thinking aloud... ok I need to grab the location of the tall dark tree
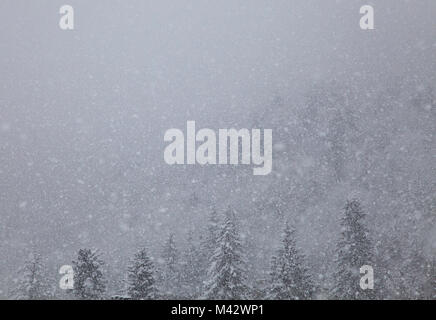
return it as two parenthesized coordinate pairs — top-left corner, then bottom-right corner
(269, 223), (314, 300)
(72, 249), (106, 300)
(204, 207), (249, 299)
(127, 248), (157, 300)
(12, 253), (52, 300)
(333, 199), (375, 299)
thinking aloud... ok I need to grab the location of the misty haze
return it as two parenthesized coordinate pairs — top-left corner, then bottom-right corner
(0, 0), (435, 300)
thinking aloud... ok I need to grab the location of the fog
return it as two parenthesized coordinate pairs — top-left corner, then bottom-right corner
(0, 0), (435, 299)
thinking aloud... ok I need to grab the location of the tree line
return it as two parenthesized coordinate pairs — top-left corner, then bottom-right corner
(10, 199), (435, 300)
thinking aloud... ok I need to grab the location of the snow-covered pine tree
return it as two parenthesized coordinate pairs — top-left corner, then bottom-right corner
(72, 248), (106, 300)
(333, 199), (375, 299)
(12, 253), (52, 300)
(202, 209), (219, 256)
(402, 244), (432, 299)
(268, 252), (283, 298)
(429, 257), (436, 300)
(418, 255), (435, 299)
(203, 207), (249, 299)
(180, 232), (203, 299)
(127, 248), (157, 300)
(268, 223), (314, 300)
(198, 209), (220, 282)
(161, 233), (180, 298)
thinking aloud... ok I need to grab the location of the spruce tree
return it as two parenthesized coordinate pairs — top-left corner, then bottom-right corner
(72, 249), (106, 300)
(333, 199), (375, 299)
(420, 257), (436, 300)
(180, 232), (203, 299)
(12, 253), (52, 300)
(204, 207), (249, 299)
(199, 209), (220, 283)
(429, 258), (436, 300)
(269, 223), (314, 300)
(127, 248), (157, 300)
(161, 233), (180, 298)
(202, 209), (219, 258)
